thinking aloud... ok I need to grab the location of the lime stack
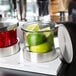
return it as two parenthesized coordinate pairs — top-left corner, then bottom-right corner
(41, 27), (54, 50)
(25, 23), (54, 53)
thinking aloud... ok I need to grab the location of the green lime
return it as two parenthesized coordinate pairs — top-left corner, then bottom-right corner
(41, 27), (54, 48)
(47, 32), (54, 47)
(24, 23), (40, 46)
(30, 42), (50, 53)
(25, 23), (39, 31)
(41, 27), (51, 37)
(26, 32), (47, 46)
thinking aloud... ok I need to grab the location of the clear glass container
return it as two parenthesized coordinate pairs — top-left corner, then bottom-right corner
(21, 22), (58, 62)
(0, 21), (20, 57)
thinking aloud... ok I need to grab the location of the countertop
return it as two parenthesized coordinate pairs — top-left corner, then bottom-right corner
(0, 37), (61, 76)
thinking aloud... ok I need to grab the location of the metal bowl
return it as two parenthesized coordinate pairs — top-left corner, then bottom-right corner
(0, 22), (18, 32)
(0, 40), (20, 57)
(23, 46), (58, 63)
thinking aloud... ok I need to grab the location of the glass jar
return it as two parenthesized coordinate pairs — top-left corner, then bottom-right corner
(0, 22), (18, 48)
(21, 21), (58, 62)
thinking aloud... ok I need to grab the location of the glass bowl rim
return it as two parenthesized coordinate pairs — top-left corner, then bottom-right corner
(21, 21), (54, 32)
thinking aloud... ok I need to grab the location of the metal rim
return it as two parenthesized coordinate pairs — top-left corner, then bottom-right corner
(21, 21), (55, 33)
(0, 22), (18, 32)
(23, 46), (58, 63)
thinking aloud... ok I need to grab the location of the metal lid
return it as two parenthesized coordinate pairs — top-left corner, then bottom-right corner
(58, 24), (73, 63)
(0, 22), (18, 32)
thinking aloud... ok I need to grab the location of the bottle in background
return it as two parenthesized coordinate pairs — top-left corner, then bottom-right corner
(37, 0), (50, 23)
(68, 0), (76, 22)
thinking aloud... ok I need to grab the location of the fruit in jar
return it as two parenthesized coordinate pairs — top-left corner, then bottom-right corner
(30, 42), (50, 53)
(26, 32), (47, 46)
(25, 23), (39, 31)
(41, 27), (54, 47)
(24, 23), (54, 53)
